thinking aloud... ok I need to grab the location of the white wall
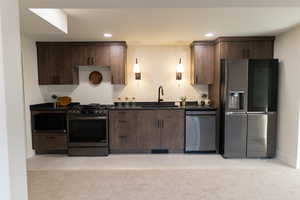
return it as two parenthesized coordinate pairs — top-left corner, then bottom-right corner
(21, 35), (45, 158)
(0, 9), (11, 200)
(40, 45), (208, 103)
(0, 0), (28, 199)
(274, 25), (300, 168)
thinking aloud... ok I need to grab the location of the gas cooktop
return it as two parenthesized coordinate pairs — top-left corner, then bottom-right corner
(68, 104), (114, 115)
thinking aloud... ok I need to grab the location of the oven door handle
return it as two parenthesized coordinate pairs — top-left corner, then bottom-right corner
(33, 129), (67, 133)
(69, 116), (107, 120)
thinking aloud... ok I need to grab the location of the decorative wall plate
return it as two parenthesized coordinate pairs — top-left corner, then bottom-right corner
(89, 71), (102, 85)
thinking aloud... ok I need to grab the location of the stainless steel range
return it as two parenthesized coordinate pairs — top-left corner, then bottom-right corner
(67, 104), (112, 156)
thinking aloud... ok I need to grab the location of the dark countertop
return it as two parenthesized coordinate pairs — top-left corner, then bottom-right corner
(108, 105), (216, 111)
(30, 103), (217, 112)
(109, 106), (183, 110)
(30, 103), (80, 111)
(111, 101), (217, 111)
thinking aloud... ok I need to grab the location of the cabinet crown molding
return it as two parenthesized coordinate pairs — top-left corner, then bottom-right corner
(192, 36), (275, 46)
(36, 41), (127, 47)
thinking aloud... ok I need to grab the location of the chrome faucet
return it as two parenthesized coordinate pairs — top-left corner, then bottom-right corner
(158, 86), (164, 103)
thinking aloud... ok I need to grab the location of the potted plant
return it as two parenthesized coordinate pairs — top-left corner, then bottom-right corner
(180, 96), (187, 107)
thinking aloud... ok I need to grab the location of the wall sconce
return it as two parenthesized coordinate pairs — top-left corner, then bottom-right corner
(133, 58), (141, 80)
(176, 58), (184, 80)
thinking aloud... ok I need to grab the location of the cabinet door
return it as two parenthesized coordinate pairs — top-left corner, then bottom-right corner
(59, 46), (79, 84)
(109, 111), (138, 152)
(82, 45), (111, 66)
(136, 110), (161, 151)
(220, 41), (250, 59)
(192, 44), (214, 84)
(94, 46), (110, 66)
(37, 45), (58, 84)
(72, 46), (89, 67)
(33, 133), (67, 154)
(110, 45), (126, 84)
(159, 110), (184, 152)
(37, 45), (79, 84)
(249, 40), (274, 59)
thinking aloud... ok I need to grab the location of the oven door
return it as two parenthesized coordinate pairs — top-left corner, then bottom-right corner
(68, 116), (108, 147)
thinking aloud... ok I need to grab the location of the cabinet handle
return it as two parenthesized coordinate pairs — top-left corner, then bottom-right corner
(111, 75), (114, 83)
(119, 120), (128, 123)
(157, 120), (160, 128)
(92, 57), (95, 65)
(195, 75), (198, 83)
(87, 57), (90, 65)
(119, 135), (127, 138)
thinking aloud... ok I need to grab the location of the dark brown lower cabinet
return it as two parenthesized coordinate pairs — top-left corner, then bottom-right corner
(33, 133), (67, 154)
(136, 110), (161, 151)
(109, 111), (139, 153)
(109, 110), (184, 153)
(159, 110), (184, 152)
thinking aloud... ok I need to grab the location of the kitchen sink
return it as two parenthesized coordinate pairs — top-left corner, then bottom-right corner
(141, 105), (178, 108)
(137, 101), (178, 108)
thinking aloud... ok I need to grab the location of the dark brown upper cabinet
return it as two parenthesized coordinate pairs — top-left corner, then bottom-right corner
(248, 40), (274, 59)
(110, 45), (127, 84)
(82, 45), (111, 66)
(36, 42), (127, 85)
(37, 45), (79, 84)
(218, 37), (274, 60)
(206, 36), (275, 108)
(220, 41), (250, 59)
(191, 41), (215, 85)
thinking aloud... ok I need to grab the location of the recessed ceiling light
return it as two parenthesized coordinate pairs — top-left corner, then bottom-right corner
(205, 33), (215, 37)
(104, 33), (112, 38)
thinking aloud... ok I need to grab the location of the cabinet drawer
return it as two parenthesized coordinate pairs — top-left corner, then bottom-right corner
(33, 133), (67, 153)
(109, 110), (138, 151)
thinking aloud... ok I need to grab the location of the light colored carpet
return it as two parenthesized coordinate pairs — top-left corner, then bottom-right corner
(27, 155), (300, 200)
(28, 168), (300, 200)
(27, 154), (288, 170)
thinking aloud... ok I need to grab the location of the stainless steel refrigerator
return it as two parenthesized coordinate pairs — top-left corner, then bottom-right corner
(220, 59), (278, 158)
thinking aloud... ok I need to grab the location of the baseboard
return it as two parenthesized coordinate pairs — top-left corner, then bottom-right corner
(277, 150), (297, 168)
(26, 149), (35, 158)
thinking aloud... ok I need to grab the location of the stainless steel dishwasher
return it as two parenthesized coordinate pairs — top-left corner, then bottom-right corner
(185, 110), (216, 152)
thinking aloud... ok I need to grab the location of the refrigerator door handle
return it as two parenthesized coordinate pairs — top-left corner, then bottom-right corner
(225, 112), (247, 115)
(247, 112), (267, 114)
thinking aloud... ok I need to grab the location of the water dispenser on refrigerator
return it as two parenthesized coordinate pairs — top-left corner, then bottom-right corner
(228, 91), (245, 111)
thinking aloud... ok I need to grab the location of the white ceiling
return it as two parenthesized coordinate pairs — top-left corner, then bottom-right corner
(20, 0), (300, 44)
(20, 0), (300, 8)
(21, 8), (300, 44)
